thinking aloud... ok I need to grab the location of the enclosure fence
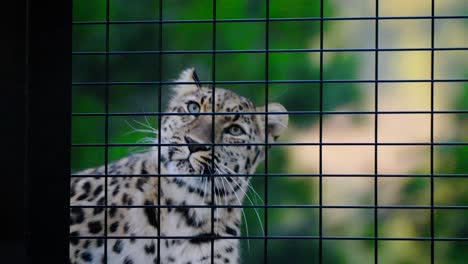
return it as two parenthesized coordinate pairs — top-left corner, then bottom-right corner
(70, 0), (467, 263)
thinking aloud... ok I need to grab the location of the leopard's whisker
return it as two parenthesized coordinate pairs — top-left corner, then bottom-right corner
(202, 172), (208, 206)
(132, 119), (159, 134)
(218, 174), (232, 236)
(238, 177), (265, 207)
(124, 119), (159, 136)
(214, 179), (222, 233)
(127, 137), (156, 155)
(217, 167), (251, 252)
(136, 137), (156, 144)
(124, 120), (140, 136)
(217, 163), (265, 236)
(221, 175), (251, 251)
(124, 119), (159, 155)
(231, 178), (265, 237)
(143, 115), (155, 132)
(208, 166), (221, 230)
(218, 170), (229, 207)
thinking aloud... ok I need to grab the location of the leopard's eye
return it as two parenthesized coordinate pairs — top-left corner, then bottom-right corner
(187, 101), (200, 113)
(226, 125), (245, 136)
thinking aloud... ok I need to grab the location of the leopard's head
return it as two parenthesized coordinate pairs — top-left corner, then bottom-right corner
(160, 68), (288, 192)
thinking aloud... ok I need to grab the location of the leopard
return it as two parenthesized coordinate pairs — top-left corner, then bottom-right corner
(69, 68), (288, 264)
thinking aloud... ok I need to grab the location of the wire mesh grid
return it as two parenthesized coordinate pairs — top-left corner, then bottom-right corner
(70, 0), (467, 263)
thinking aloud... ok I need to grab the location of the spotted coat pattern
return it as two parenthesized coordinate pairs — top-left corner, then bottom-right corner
(70, 68), (288, 264)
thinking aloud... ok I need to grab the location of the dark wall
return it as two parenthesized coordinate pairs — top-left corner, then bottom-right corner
(3, 0), (27, 263)
(2, 1), (71, 263)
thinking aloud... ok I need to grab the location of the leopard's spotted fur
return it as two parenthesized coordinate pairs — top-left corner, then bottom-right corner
(69, 68), (288, 264)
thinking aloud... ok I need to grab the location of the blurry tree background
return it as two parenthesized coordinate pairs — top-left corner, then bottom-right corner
(72, 0), (467, 263)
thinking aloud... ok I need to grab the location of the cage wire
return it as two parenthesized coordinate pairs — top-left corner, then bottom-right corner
(70, 0), (467, 263)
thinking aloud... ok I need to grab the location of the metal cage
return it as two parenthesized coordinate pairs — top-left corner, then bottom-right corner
(17, 0), (468, 263)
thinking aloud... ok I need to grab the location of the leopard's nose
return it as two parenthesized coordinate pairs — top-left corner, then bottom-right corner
(184, 136), (210, 153)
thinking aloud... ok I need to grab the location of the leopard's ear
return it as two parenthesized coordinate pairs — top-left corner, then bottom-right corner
(173, 68), (201, 94)
(256, 103), (288, 141)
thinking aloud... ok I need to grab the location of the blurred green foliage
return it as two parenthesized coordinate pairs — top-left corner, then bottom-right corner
(377, 80), (467, 264)
(72, 1), (466, 263)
